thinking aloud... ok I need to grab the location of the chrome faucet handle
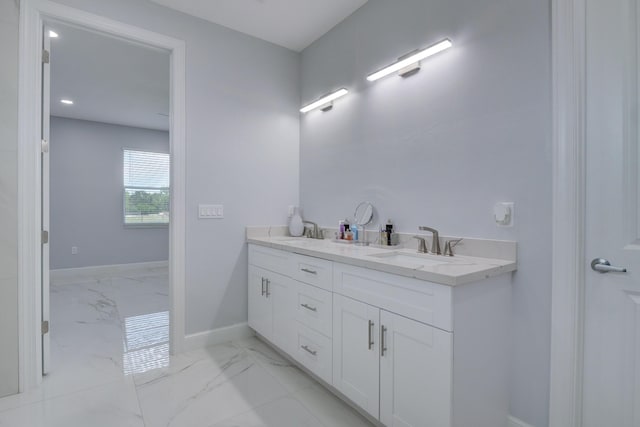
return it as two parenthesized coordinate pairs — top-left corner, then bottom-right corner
(413, 236), (428, 254)
(418, 226), (441, 255)
(302, 221), (322, 239)
(444, 238), (463, 257)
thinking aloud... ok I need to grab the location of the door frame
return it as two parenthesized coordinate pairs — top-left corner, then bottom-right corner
(550, 0), (586, 426)
(17, 0), (187, 391)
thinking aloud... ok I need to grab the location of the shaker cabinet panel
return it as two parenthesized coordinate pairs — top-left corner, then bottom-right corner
(248, 265), (271, 339)
(247, 264), (296, 353)
(380, 310), (453, 427)
(333, 294), (380, 419)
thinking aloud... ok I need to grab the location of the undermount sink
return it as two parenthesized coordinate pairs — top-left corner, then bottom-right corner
(366, 251), (451, 268)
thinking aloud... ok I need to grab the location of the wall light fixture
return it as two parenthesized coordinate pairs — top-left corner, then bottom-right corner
(366, 39), (452, 82)
(300, 88), (349, 113)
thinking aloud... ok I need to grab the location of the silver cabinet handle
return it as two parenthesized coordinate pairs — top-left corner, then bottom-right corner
(368, 320), (374, 350)
(265, 279), (271, 298)
(591, 258), (627, 274)
(301, 345), (317, 356)
(261, 277), (266, 296)
(301, 268), (318, 275)
(301, 303), (317, 312)
(380, 325), (388, 357)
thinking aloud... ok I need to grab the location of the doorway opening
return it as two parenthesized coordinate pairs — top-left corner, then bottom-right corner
(44, 21), (172, 383)
(18, 0), (186, 391)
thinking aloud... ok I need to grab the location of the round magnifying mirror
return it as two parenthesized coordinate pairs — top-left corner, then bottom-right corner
(353, 202), (374, 246)
(354, 202), (374, 226)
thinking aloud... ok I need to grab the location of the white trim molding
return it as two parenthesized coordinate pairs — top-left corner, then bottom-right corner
(50, 261), (169, 284)
(549, 0), (587, 426)
(18, 0), (187, 391)
(183, 324), (254, 353)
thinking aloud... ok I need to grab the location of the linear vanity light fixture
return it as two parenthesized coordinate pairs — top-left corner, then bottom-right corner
(366, 38), (453, 82)
(300, 88), (349, 113)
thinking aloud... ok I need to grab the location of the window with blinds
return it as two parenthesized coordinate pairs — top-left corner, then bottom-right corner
(123, 149), (170, 226)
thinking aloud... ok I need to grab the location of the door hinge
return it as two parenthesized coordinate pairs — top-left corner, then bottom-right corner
(42, 49), (50, 64)
(41, 139), (49, 153)
(42, 230), (49, 244)
(41, 320), (49, 335)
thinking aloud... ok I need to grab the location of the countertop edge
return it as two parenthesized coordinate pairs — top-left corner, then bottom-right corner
(247, 238), (517, 287)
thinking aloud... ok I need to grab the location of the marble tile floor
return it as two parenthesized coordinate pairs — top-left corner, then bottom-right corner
(0, 268), (373, 427)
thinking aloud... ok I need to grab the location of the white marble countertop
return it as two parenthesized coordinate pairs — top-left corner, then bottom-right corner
(247, 227), (517, 286)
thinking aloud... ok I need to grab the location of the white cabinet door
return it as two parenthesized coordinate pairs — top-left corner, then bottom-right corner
(333, 294), (380, 418)
(380, 311), (452, 427)
(269, 272), (297, 355)
(248, 265), (272, 340)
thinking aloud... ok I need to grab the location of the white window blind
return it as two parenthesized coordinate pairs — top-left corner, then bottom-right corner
(123, 149), (170, 226)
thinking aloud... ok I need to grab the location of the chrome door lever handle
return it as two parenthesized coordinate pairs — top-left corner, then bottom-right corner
(591, 258), (627, 274)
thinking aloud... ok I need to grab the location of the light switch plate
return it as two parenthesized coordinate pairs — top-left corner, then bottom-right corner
(199, 204), (224, 219)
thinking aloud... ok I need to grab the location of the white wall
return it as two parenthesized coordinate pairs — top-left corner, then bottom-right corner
(40, 0), (301, 334)
(50, 117), (170, 269)
(299, 1), (551, 426)
(0, 0), (20, 398)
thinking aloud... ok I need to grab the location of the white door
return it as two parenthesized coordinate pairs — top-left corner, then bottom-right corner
(332, 294), (380, 418)
(380, 310), (452, 427)
(583, 0), (640, 425)
(248, 266), (271, 340)
(41, 24), (52, 375)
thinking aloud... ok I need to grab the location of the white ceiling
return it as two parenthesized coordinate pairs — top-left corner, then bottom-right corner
(50, 23), (170, 131)
(149, 0), (369, 52)
(48, 2), (367, 130)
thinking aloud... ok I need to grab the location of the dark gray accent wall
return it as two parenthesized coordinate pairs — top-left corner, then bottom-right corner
(50, 117), (170, 269)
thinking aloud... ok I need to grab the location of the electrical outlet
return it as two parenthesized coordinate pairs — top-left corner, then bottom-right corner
(71, 246), (78, 255)
(494, 202), (514, 227)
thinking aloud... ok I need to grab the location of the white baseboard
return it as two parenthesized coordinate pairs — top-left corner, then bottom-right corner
(51, 260), (168, 284)
(183, 323), (253, 352)
(508, 416), (535, 427)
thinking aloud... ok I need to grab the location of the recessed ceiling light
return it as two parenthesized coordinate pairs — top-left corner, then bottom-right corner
(60, 99), (74, 105)
(49, 30), (59, 38)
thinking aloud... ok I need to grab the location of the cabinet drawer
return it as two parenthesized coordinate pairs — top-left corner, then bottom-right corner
(295, 281), (332, 337)
(333, 263), (453, 332)
(249, 244), (293, 276)
(292, 254), (333, 291)
(293, 322), (332, 385)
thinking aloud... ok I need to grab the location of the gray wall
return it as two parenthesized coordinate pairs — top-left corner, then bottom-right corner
(50, 117), (170, 269)
(299, 1), (551, 426)
(0, 0), (20, 398)
(48, 0), (301, 335)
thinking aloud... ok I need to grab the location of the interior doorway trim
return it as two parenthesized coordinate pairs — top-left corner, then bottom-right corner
(18, 0), (186, 391)
(549, 0), (587, 426)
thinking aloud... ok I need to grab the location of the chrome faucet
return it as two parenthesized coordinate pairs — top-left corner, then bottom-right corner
(413, 236), (428, 253)
(443, 238), (463, 257)
(418, 226), (441, 255)
(303, 221), (324, 239)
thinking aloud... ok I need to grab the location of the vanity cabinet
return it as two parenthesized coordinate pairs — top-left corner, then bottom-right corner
(333, 294), (381, 417)
(333, 295), (452, 426)
(247, 243), (511, 427)
(379, 309), (452, 427)
(247, 265), (297, 355)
